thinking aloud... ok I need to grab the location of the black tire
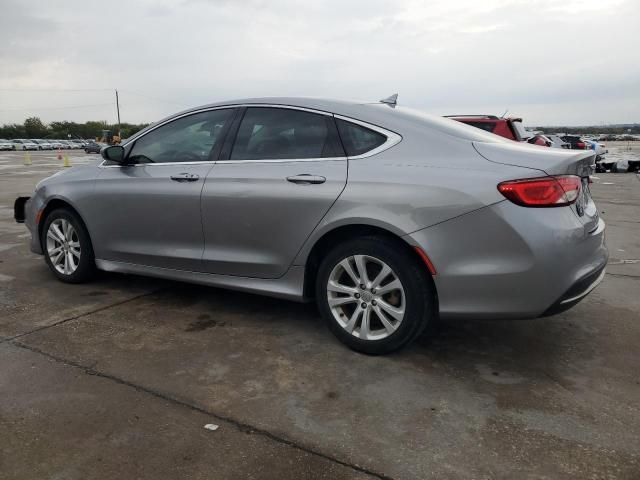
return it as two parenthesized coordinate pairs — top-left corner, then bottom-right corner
(611, 163), (618, 173)
(41, 208), (96, 283)
(316, 236), (437, 355)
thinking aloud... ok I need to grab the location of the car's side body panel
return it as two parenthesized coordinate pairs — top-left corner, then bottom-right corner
(84, 163), (215, 271)
(293, 126), (544, 266)
(96, 260), (307, 301)
(201, 158), (347, 278)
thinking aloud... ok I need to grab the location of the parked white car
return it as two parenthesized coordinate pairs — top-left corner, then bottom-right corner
(546, 135), (570, 149)
(32, 139), (53, 150)
(0, 139), (14, 150)
(11, 139), (39, 151)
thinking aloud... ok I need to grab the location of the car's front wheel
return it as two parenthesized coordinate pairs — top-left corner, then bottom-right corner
(41, 208), (96, 283)
(316, 236), (436, 354)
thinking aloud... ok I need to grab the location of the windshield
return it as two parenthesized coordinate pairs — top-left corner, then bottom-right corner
(511, 121), (529, 140)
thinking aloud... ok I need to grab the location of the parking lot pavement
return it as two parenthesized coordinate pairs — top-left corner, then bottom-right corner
(1, 152), (639, 479)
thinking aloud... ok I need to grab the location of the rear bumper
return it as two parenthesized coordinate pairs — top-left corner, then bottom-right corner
(407, 201), (608, 320)
(541, 264), (606, 316)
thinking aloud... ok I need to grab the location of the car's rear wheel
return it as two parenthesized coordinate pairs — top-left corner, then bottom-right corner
(41, 208), (96, 283)
(316, 236), (436, 354)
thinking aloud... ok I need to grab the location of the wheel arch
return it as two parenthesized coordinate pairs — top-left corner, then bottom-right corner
(37, 197), (93, 252)
(301, 223), (438, 302)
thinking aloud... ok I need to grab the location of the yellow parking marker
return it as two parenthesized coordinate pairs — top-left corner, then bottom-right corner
(63, 154), (71, 167)
(24, 152), (32, 166)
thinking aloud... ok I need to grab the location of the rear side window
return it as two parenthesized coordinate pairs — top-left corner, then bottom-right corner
(336, 119), (386, 156)
(231, 107), (335, 160)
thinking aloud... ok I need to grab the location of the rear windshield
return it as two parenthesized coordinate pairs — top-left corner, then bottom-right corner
(511, 121), (528, 140)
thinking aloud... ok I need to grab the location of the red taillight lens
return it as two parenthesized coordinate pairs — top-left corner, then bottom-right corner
(576, 142), (585, 149)
(497, 175), (581, 207)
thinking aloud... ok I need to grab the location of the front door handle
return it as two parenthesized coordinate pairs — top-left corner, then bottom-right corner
(286, 174), (326, 185)
(170, 173), (200, 182)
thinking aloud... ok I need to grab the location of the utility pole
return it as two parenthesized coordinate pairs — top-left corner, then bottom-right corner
(115, 89), (121, 139)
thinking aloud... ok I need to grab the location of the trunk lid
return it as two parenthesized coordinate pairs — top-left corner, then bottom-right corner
(473, 141), (599, 232)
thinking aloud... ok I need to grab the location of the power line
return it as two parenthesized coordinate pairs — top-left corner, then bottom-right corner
(0, 87), (113, 92)
(0, 103), (113, 112)
(120, 89), (191, 107)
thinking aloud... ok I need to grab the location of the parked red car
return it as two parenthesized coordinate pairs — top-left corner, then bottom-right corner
(445, 115), (525, 141)
(447, 115), (550, 146)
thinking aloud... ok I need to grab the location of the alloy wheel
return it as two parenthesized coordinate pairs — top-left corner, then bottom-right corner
(46, 218), (81, 275)
(327, 255), (405, 341)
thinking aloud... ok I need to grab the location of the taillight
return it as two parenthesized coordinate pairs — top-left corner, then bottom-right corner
(576, 142), (585, 149)
(498, 175), (581, 207)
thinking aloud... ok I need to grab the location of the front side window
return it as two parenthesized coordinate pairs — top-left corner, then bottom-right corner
(127, 109), (232, 164)
(336, 119), (386, 156)
(231, 108), (334, 160)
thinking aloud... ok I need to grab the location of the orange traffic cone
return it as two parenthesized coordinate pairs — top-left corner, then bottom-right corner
(56, 148), (62, 160)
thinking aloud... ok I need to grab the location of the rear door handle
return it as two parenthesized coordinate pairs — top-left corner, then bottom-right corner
(170, 173), (200, 182)
(286, 174), (326, 185)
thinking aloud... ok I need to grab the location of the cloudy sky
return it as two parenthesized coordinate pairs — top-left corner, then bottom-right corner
(1, 0), (638, 126)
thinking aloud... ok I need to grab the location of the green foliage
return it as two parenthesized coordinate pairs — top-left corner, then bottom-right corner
(0, 118), (149, 140)
(536, 125), (640, 135)
(24, 117), (48, 137)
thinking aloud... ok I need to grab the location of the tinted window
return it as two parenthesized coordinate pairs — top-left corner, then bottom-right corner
(463, 121), (497, 133)
(336, 119), (386, 156)
(231, 108), (333, 160)
(128, 109), (232, 164)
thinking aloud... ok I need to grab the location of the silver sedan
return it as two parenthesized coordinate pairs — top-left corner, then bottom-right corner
(15, 97), (607, 354)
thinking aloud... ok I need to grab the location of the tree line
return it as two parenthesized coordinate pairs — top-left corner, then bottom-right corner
(0, 117), (149, 140)
(535, 125), (640, 135)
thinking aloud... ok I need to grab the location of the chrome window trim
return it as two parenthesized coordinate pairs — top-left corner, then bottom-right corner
(100, 161), (216, 168)
(216, 157), (348, 164)
(99, 157), (348, 168)
(99, 104), (399, 168)
(333, 114), (402, 160)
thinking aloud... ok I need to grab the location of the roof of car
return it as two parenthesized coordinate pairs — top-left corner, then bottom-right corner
(126, 96), (509, 146)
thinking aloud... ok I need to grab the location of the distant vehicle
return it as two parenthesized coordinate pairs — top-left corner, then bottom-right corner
(561, 135), (588, 150)
(445, 115), (526, 141)
(84, 141), (105, 154)
(0, 139), (14, 150)
(59, 140), (76, 149)
(584, 140), (614, 172)
(545, 135), (571, 149)
(47, 140), (65, 149)
(32, 139), (53, 150)
(96, 129), (122, 146)
(526, 134), (552, 147)
(11, 139), (39, 151)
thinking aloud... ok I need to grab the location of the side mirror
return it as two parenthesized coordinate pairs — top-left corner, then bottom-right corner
(101, 145), (125, 163)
